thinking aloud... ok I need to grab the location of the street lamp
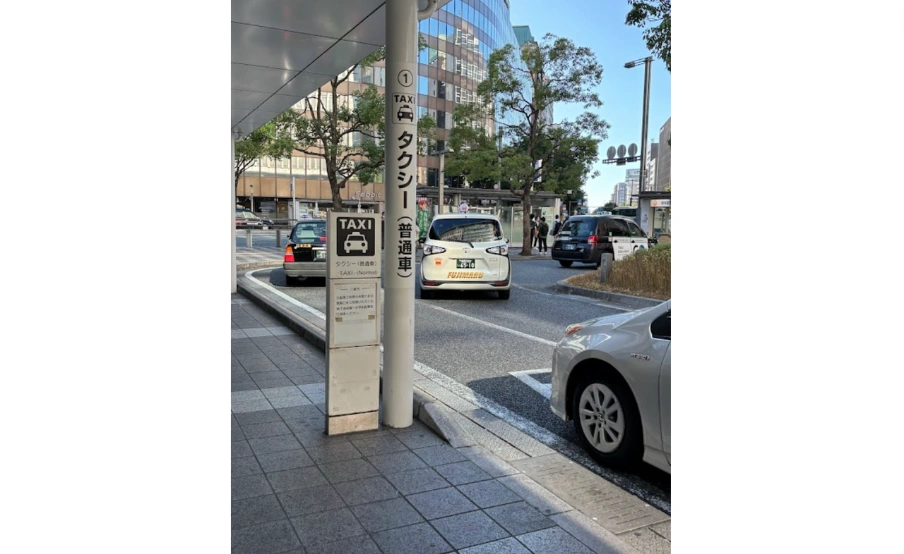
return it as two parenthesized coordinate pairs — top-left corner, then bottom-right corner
(625, 56), (652, 225)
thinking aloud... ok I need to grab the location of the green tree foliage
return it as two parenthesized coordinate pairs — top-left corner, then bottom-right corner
(233, 121), (294, 193)
(447, 34), (609, 254)
(626, 1), (671, 71)
(603, 202), (617, 212)
(275, 38), (435, 212)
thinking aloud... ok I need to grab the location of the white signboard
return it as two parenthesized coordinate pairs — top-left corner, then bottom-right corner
(651, 199), (671, 208)
(328, 281), (380, 348)
(327, 212), (382, 279)
(459, 202), (469, 213)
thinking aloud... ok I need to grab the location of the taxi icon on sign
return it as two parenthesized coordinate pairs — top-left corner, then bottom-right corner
(397, 105), (414, 122)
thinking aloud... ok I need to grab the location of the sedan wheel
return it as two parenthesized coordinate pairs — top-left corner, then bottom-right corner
(573, 379), (642, 468)
(559, 260), (573, 268)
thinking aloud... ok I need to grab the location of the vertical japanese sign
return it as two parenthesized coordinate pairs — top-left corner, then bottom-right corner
(389, 86), (417, 278)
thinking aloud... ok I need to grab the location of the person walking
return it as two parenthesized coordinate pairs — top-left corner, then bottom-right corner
(538, 217), (549, 253)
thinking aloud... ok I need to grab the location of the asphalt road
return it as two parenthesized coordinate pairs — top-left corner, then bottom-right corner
(251, 257), (671, 512)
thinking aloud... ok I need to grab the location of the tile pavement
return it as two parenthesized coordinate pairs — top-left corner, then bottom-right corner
(232, 294), (644, 553)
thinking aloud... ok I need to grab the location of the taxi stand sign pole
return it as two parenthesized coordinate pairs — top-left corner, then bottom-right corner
(382, 0), (438, 429)
(325, 211), (382, 435)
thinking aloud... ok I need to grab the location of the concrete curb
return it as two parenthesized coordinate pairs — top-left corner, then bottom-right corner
(236, 277), (327, 351)
(554, 279), (663, 310)
(236, 261), (283, 272)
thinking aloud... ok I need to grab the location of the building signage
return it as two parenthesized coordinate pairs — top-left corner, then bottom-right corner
(651, 199), (671, 208)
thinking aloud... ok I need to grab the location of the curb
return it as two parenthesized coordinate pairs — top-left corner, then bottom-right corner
(554, 279), (663, 310)
(236, 261), (283, 272)
(237, 277), (327, 352)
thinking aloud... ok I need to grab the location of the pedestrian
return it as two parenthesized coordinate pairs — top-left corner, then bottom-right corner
(538, 217), (549, 253)
(551, 214), (561, 237)
(529, 214), (537, 250)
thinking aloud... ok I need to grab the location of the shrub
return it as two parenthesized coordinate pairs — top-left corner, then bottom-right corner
(605, 243), (670, 298)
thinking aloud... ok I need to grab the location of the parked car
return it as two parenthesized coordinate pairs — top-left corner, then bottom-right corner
(550, 300), (671, 474)
(236, 209), (269, 229)
(552, 215), (651, 268)
(418, 213), (511, 300)
(283, 219), (327, 285)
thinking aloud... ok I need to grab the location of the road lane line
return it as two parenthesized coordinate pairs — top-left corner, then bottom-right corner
(511, 283), (631, 311)
(422, 304), (559, 346)
(510, 369), (552, 399)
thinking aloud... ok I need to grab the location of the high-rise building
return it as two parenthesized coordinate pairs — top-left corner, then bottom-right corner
(646, 142), (658, 191)
(625, 169), (640, 206)
(237, 0), (526, 215)
(655, 117), (671, 191)
(512, 24), (553, 125)
(613, 182), (628, 206)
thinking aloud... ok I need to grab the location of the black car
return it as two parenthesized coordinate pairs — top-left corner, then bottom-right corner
(283, 219), (327, 285)
(552, 215), (652, 268)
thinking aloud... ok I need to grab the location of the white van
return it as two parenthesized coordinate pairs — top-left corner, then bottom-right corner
(418, 213), (511, 300)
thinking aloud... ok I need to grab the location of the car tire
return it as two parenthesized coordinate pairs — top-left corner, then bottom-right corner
(571, 375), (643, 470)
(559, 260), (573, 268)
(498, 289), (511, 300)
(285, 276), (297, 286)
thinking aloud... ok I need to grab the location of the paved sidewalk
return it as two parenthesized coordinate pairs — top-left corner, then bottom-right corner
(233, 248), (670, 553)
(233, 296), (654, 554)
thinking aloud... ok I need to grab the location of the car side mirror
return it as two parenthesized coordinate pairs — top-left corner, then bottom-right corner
(505, 238), (510, 244)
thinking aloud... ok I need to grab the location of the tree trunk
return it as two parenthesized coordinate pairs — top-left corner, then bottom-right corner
(520, 186), (533, 256)
(330, 179), (344, 213)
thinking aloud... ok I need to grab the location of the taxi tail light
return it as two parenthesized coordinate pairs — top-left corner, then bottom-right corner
(284, 246), (295, 263)
(423, 281), (438, 286)
(486, 245), (508, 256)
(320, 236), (326, 241)
(424, 245), (446, 255)
(588, 235), (598, 245)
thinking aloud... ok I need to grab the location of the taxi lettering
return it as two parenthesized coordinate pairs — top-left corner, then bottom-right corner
(447, 271), (484, 279)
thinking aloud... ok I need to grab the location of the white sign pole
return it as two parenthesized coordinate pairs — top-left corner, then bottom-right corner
(325, 212), (382, 434)
(383, 0), (436, 429)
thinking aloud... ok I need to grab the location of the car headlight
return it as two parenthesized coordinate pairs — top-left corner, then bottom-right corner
(564, 323), (584, 336)
(486, 245), (508, 256)
(424, 245), (446, 255)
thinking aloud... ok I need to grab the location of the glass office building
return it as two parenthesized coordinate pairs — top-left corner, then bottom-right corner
(236, 0), (527, 218)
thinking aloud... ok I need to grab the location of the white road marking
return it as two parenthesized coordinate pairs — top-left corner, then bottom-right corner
(509, 369), (552, 399)
(511, 283), (631, 312)
(423, 304), (559, 346)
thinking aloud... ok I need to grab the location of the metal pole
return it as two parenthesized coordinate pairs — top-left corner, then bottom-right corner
(438, 151), (445, 215)
(383, 0), (434, 428)
(637, 57), (652, 227)
(290, 160), (295, 224)
(231, 133), (237, 293)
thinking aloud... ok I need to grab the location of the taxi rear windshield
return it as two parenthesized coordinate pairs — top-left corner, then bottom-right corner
(291, 221), (326, 243)
(429, 218), (502, 243)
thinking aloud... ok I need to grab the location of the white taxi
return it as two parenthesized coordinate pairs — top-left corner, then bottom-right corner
(418, 213), (511, 300)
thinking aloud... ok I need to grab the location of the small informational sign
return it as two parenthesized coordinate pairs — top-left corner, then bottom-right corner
(329, 281), (379, 348)
(328, 212), (381, 279)
(651, 199), (671, 208)
(459, 202), (469, 213)
(390, 92), (417, 126)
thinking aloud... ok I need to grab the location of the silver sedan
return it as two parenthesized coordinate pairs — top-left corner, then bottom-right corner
(550, 301), (671, 474)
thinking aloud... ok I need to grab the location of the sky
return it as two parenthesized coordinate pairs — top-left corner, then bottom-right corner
(508, 0), (671, 207)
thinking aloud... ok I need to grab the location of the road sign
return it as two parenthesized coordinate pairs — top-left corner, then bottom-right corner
(397, 69), (413, 87)
(459, 202), (469, 213)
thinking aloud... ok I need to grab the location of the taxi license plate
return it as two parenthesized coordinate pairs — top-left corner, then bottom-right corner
(563, 244), (576, 250)
(456, 259), (476, 269)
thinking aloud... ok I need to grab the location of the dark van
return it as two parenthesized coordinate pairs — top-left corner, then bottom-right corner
(551, 215), (652, 268)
